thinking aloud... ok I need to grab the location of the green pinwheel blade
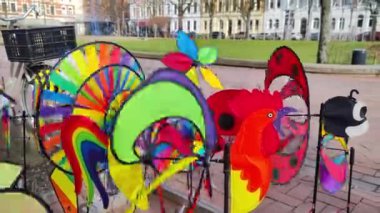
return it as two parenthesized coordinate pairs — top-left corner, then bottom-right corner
(198, 47), (218, 65)
(112, 80), (206, 163)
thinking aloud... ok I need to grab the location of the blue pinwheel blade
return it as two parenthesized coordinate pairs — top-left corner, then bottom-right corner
(176, 31), (198, 60)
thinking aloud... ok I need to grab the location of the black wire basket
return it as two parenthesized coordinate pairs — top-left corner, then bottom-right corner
(1, 26), (77, 63)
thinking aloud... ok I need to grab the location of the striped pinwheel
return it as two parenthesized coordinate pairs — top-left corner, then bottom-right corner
(161, 31), (223, 89)
(35, 41), (144, 212)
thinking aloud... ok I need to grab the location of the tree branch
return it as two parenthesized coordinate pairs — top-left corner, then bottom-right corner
(183, 0), (195, 11)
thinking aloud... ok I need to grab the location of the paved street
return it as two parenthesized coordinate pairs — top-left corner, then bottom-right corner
(0, 45), (379, 212)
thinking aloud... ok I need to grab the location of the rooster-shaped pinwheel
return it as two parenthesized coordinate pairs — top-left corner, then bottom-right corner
(162, 31), (223, 89)
(207, 46), (310, 212)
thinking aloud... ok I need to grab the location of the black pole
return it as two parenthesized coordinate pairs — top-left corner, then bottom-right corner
(311, 103), (324, 213)
(223, 142), (231, 213)
(347, 147), (355, 213)
(22, 110), (27, 190)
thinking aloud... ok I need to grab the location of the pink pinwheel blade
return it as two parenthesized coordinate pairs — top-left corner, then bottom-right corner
(161, 52), (193, 72)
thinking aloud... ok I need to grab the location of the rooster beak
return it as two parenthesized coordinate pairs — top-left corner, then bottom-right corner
(273, 107), (298, 137)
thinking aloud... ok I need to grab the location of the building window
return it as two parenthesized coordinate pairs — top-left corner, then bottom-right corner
(270, 0), (274, 9)
(339, 18), (345, 30)
(255, 20), (259, 30)
(22, 4), (27, 12)
(219, 0), (222, 12)
(187, 21), (191, 31)
(369, 16), (374, 27)
(357, 15), (364, 27)
(238, 19), (242, 31)
(269, 19), (273, 29)
(187, 4), (190, 13)
(61, 6), (66, 15)
(10, 3), (16, 12)
(250, 20), (253, 30)
(277, 0), (281, 8)
(257, 0), (261, 10)
(51, 5), (55, 15)
(68, 7), (73, 15)
(275, 19), (279, 29)
(226, 1), (229, 11)
(331, 18), (336, 30)
(204, 21), (208, 30)
(194, 2), (197, 13)
(313, 18), (320, 29)
(220, 20), (224, 30)
(234, 0), (238, 11)
(194, 21), (197, 30)
(1, 3), (6, 12)
(174, 5), (177, 14)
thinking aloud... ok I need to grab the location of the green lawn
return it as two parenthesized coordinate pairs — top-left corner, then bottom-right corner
(78, 37), (380, 64)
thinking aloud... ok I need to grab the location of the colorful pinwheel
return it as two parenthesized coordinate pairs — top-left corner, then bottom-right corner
(0, 91), (15, 156)
(207, 46), (310, 212)
(318, 93), (368, 194)
(162, 31), (223, 89)
(109, 69), (216, 212)
(35, 41), (144, 211)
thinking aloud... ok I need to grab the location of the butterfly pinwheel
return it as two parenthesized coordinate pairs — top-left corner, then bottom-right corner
(161, 31), (223, 89)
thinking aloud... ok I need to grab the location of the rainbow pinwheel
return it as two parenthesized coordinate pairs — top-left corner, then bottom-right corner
(161, 31), (223, 89)
(35, 41), (144, 211)
(109, 69), (216, 213)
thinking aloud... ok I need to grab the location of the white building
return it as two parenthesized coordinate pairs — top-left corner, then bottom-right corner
(129, 0), (378, 40)
(280, 0), (379, 40)
(129, 0), (265, 37)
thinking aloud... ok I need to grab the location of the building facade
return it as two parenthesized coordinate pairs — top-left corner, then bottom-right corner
(129, 0), (265, 37)
(277, 0), (379, 40)
(127, 0), (379, 40)
(0, 0), (84, 34)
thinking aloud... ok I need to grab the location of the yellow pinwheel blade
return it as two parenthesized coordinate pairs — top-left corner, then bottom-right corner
(0, 162), (22, 189)
(200, 67), (223, 89)
(186, 67), (199, 86)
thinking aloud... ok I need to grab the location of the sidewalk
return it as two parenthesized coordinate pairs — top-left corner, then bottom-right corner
(162, 149), (380, 213)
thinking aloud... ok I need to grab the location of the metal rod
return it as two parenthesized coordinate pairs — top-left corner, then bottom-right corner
(347, 147), (355, 213)
(285, 113), (320, 117)
(311, 103), (325, 213)
(22, 110), (27, 190)
(324, 147), (348, 152)
(223, 142), (231, 213)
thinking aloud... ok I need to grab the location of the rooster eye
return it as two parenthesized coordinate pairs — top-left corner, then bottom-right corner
(268, 113), (273, 118)
(218, 113), (235, 130)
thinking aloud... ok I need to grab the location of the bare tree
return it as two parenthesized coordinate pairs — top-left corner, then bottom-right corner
(169, 0), (194, 30)
(236, 0), (262, 39)
(203, 0), (217, 36)
(364, 0), (380, 41)
(305, 0), (313, 40)
(317, 0), (331, 63)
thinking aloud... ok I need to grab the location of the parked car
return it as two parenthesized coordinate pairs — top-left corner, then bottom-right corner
(356, 31), (380, 41)
(310, 33), (320, 41)
(253, 33), (275, 40)
(249, 33), (258, 39)
(291, 33), (303, 40)
(188, 31), (197, 39)
(233, 31), (246, 39)
(211, 31), (225, 39)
